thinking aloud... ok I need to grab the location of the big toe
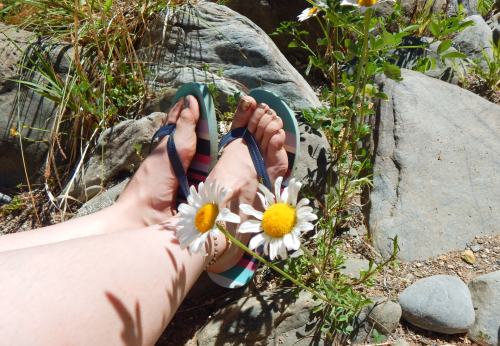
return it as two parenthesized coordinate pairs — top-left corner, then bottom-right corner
(231, 96), (257, 129)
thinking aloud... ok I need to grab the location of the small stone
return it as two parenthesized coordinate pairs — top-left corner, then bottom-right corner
(481, 254), (487, 258)
(415, 262), (423, 268)
(485, 249), (490, 253)
(447, 265), (454, 269)
(496, 260), (500, 265)
(399, 275), (475, 334)
(438, 255), (448, 261)
(393, 340), (410, 346)
(470, 245), (483, 252)
(461, 250), (476, 264)
(0, 193), (13, 204)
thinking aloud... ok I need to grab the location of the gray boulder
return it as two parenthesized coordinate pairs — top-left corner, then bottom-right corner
(63, 112), (164, 201)
(398, 275), (475, 334)
(0, 24), (73, 188)
(453, 15), (493, 71)
(448, 0), (479, 16)
(366, 69), (500, 261)
(196, 288), (331, 346)
(138, 2), (321, 112)
(137, 3), (329, 196)
(468, 270), (500, 346)
(350, 297), (402, 344)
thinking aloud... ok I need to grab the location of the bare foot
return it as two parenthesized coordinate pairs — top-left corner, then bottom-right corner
(205, 96), (289, 273)
(116, 95), (200, 228)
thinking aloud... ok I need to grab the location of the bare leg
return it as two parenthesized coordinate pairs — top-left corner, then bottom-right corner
(0, 96), (200, 252)
(0, 220), (211, 345)
(0, 96), (289, 345)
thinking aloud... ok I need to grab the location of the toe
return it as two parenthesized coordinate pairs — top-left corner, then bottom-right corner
(231, 96), (257, 129)
(259, 114), (283, 153)
(247, 103), (270, 135)
(178, 95), (200, 127)
(165, 97), (185, 125)
(253, 108), (276, 142)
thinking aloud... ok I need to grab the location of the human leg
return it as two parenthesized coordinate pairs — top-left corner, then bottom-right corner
(0, 96), (200, 253)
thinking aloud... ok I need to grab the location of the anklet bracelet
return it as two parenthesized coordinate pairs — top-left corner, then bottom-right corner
(206, 223), (232, 269)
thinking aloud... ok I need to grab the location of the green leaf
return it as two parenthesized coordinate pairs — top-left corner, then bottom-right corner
(288, 41), (299, 48)
(305, 59), (313, 76)
(403, 24), (422, 32)
(382, 28), (394, 45)
(430, 21), (440, 38)
(320, 324), (330, 332)
(333, 51), (344, 62)
(374, 92), (388, 100)
(312, 305), (325, 313)
(104, 0), (113, 12)
(441, 52), (467, 59)
(383, 64), (403, 81)
(437, 39), (452, 54)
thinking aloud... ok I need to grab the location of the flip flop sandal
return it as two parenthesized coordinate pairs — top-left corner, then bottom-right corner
(207, 89), (300, 289)
(150, 83), (218, 205)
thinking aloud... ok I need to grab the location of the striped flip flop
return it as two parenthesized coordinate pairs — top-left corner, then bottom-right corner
(207, 89), (300, 289)
(150, 83), (218, 205)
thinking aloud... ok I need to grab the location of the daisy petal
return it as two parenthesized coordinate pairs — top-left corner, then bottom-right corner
(178, 203), (197, 216)
(269, 238), (278, 260)
(256, 192), (269, 210)
(296, 198), (310, 209)
(258, 184), (276, 206)
(238, 220), (262, 233)
(279, 241), (288, 259)
(239, 204), (264, 219)
(217, 208), (241, 224)
(248, 233), (266, 250)
(274, 177), (283, 202)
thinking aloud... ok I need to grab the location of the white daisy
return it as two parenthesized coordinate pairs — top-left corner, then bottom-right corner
(238, 177), (318, 260)
(340, 0), (395, 13)
(297, 2), (326, 21)
(176, 179), (241, 255)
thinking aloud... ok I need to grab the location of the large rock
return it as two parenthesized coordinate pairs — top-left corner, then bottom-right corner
(138, 3), (329, 196)
(138, 2), (321, 112)
(0, 24), (73, 188)
(366, 69), (500, 261)
(398, 275), (475, 334)
(64, 112), (164, 201)
(453, 15), (493, 71)
(468, 270), (500, 346)
(196, 288), (330, 346)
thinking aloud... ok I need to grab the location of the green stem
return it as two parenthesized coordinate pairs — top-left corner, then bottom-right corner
(300, 243), (336, 295)
(217, 225), (352, 310)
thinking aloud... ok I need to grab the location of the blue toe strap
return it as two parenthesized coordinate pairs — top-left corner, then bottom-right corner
(218, 127), (272, 191)
(151, 124), (190, 198)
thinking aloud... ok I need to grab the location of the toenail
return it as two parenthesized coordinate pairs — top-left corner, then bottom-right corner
(241, 99), (251, 111)
(272, 115), (280, 122)
(266, 109), (273, 115)
(184, 96), (190, 109)
(258, 103), (267, 110)
(275, 129), (282, 135)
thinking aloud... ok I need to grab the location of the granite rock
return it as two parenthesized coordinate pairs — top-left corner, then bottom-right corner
(468, 270), (500, 346)
(399, 275), (475, 334)
(366, 69), (500, 261)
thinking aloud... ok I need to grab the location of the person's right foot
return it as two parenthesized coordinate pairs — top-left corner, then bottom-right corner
(205, 96), (289, 273)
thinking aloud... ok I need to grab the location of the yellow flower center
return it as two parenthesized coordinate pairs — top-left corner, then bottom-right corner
(308, 6), (318, 14)
(262, 203), (297, 238)
(195, 204), (219, 233)
(357, 0), (378, 7)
